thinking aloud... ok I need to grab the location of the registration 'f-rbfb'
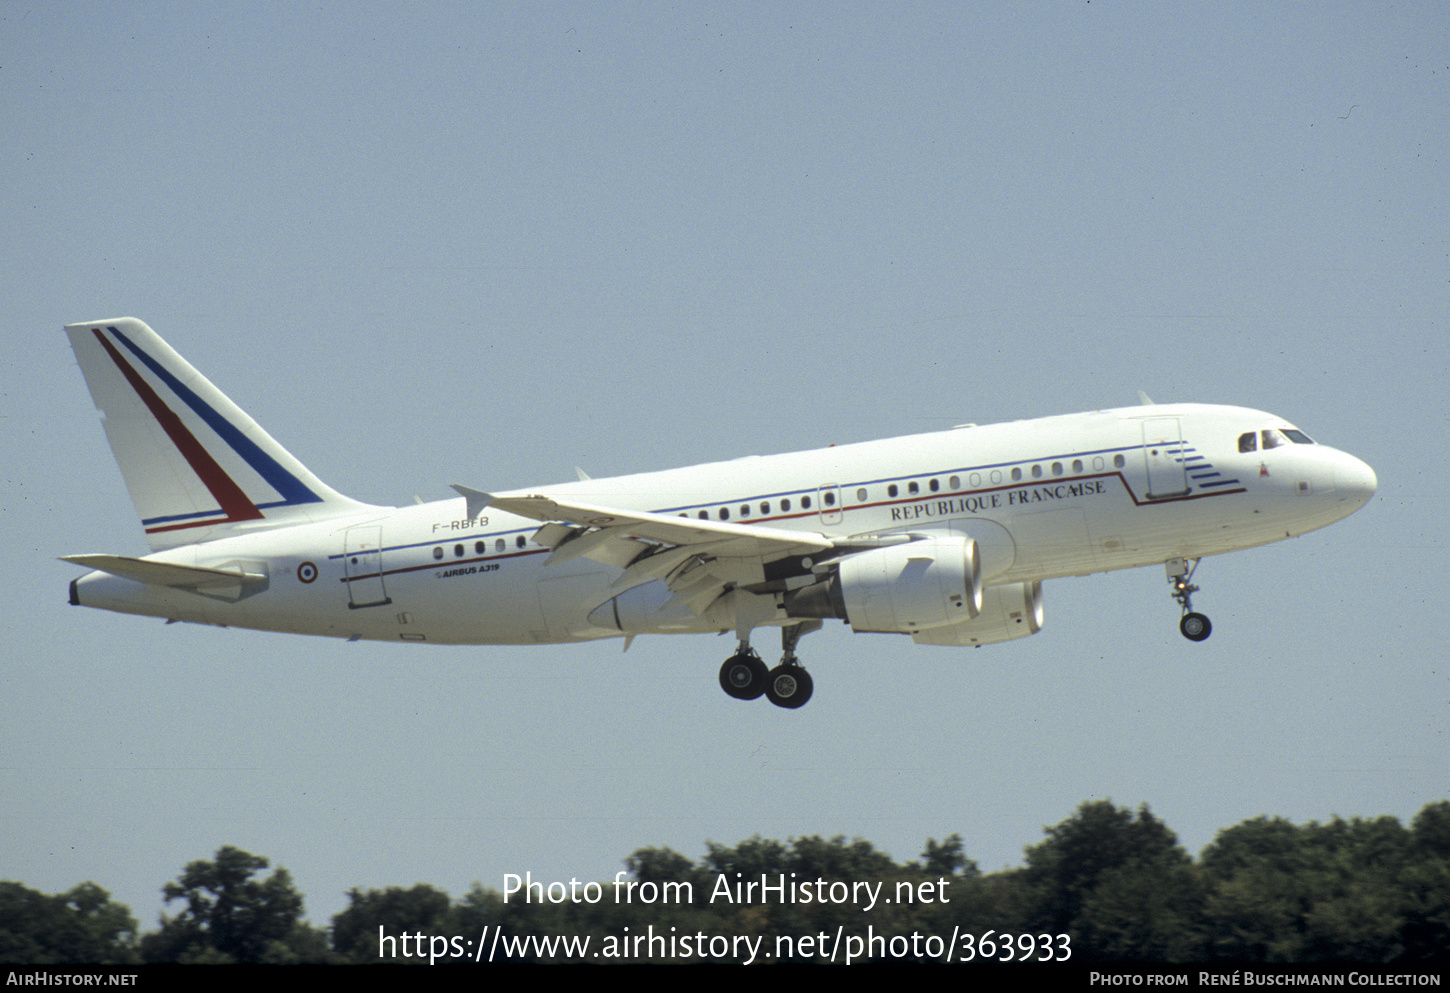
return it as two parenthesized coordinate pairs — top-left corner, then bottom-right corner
(64, 319), (1377, 709)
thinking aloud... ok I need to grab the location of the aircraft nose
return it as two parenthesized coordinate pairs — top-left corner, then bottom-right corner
(1334, 453), (1377, 511)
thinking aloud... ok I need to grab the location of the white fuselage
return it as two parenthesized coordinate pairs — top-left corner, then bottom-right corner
(71, 402), (1376, 647)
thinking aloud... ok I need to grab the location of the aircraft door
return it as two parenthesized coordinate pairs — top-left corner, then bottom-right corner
(1141, 418), (1189, 500)
(343, 525), (392, 608)
(817, 484), (843, 525)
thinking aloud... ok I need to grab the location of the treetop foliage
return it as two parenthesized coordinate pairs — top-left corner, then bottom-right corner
(0, 881), (138, 964)
(139, 845), (319, 964)
(6, 803), (1448, 964)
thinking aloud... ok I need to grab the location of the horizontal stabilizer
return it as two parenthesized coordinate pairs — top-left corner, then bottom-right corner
(61, 554), (265, 590)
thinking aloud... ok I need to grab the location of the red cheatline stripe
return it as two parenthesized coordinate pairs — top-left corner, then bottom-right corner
(91, 328), (263, 527)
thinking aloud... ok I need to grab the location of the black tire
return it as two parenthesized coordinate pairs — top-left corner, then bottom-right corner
(719, 653), (768, 700)
(1180, 612), (1212, 642)
(764, 665), (814, 709)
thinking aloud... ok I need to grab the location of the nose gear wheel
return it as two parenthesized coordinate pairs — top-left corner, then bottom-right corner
(1166, 557), (1212, 642)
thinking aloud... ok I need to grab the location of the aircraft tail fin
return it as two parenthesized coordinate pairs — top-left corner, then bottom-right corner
(66, 318), (374, 551)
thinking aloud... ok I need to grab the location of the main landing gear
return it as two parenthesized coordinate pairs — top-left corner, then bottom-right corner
(1167, 557), (1212, 642)
(718, 622), (819, 709)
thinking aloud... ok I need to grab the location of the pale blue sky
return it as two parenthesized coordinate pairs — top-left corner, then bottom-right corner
(4, 2), (1445, 931)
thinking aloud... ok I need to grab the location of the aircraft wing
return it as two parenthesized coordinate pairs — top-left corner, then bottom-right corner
(477, 490), (833, 555)
(453, 485), (838, 611)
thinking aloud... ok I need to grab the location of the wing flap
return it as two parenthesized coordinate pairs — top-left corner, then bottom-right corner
(452, 487), (843, 625)
(611, 542), (726, 590)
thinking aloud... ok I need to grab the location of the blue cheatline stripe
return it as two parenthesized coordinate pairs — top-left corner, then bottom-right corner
(142, 498), (303, 526)
(108, 325), (322, 508)
(142, 508), (229, 526)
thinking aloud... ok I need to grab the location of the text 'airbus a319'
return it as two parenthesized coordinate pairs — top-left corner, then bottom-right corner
(63, 319), (1376, 709)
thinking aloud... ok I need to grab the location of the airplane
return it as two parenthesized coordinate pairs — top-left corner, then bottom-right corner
(63, 318), (1377, 709)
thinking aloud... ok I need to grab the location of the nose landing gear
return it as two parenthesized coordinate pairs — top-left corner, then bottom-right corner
(1167, 557), (1212, 642)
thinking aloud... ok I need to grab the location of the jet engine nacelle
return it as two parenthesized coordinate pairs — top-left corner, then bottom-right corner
(786, 536), (982, 634)
(911, 581), (1044, 647)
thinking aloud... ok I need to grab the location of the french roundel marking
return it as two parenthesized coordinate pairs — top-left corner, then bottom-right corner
(297, 561), (318, 584)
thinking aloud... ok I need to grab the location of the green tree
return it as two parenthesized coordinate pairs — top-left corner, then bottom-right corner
(1398, 802), (1450, 961)
(331, 884), (452, 962)
(443, 882), (505, 938)
(623, 846), (703, 899)
(0, 881), (138, 964)
(703, 835), (789, 880)
(1017, 800), (1203, 960)
(141, 846), (313, 963)
(918, 834), (977, 878)
(1200, 814), (1412, 961)
(1410, 801), (1450, 860)
(786, 835), (897, 880)
(1398, 859), (1450, 962)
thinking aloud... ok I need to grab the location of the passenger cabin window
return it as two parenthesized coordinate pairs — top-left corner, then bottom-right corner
(516, 535), (526, 548)
(1113, 455), (1126, 468)
(740, 504), (750, 517)
(1239, 432), (1257, 452)
(495, 538), (505, 552)
(719, 508), (729, 520)
(801, 495), (811, 509)
(824, 491), (836, 506)
(856, 488), (867, 502)
(888, 484), (899, 498)
(1011, 467), (1023, 481)
(781, 498), (791, 511)
(474, 541), (485, 554)
(929, 478), (940, 492)
(908, 481), (919, 495)
(760, 502), (770, 515)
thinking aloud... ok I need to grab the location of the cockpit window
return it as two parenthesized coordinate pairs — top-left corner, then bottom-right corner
(1243, 427), (1314, 452)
